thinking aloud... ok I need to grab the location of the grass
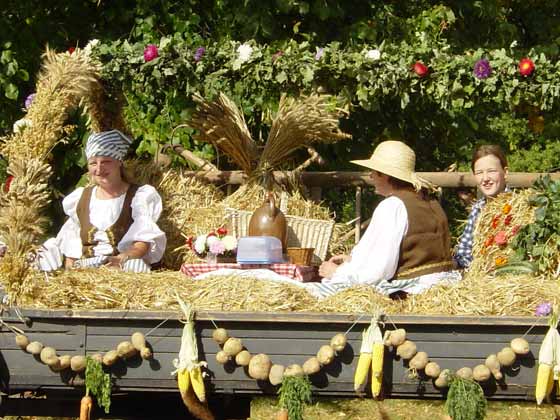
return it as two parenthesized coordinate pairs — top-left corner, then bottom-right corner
(250, 397), (560, 420)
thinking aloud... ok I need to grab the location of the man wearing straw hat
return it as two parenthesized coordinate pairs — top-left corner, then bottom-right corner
(318, 140), (460, 297)
(37, 129), (166, 273)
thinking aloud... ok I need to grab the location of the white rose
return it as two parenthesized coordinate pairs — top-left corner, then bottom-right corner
(222, 236), (238, 251)
(13, 118), (32, 134)
(237, 43), (253, 63)
(83, 39), (100, 56)
(364, 49), (381, 61)
(206, 236), (219, 247)
(194, 235), (207, 254)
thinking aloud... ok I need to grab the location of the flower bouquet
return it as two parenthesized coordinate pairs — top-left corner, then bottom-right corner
(187, 227), (238, 263)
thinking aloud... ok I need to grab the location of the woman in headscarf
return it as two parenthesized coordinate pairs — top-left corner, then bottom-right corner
(318, 140), (460, 297)
(39, 130), (166, 272)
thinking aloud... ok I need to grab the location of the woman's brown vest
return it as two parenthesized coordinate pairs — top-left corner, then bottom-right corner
(76, 185), (139, 258)
(391, 189), (454, 279)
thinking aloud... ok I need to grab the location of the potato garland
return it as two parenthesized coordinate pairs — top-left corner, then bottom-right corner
(13, 331), (153, 374)
(381, 328), (531, 389)
(211, 327), (348, 385)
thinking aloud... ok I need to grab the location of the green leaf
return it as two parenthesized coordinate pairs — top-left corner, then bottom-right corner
(4, 83), (18, 100)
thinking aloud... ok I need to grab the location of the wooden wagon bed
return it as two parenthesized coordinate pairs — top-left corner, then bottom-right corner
(0, 309), (548, 417)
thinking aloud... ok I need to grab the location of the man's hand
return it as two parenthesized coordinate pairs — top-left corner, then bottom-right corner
(319, 261), (339, 279)
(328, 254), (350, 264)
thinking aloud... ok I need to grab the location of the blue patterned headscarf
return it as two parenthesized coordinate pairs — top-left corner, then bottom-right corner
(85, 130), (132, 161)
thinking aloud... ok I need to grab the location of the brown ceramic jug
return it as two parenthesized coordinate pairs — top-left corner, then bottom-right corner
(248, 193), (287, 250)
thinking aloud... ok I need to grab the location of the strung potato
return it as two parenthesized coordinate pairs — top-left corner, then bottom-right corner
(269, 364), (285, 386)
(59, 355), (72, 370)
(117, 341), (137, 359)
(223, 338), (243, 357)
(26, 341), (43, 355)
(317, 345), (335, 366)
(15, 334), (29, 350)
(510, 338), (530, 355)
(497, 347), (516, 367)
(396, 340), (417, 360)
(131, 332), (146, 351)
(389, 329), (407, 347)
(103, 350), (119, 366)
(70, 355), (87, 372)
(40, 347), (58, 364)
(140, 346), (153, 360)
(46, 356), (62, 371)
(473, 364), (491, 382)
(303, 357), (321, 375)
(216, 350), (230, 364)
(235, 350), (251, 366)
(212, 328), (229, 345)
(456, 367), (473, 380)
(248, 353), (272, 380)
(330, 334), (347, 352)
(409, 352), (429, 370)
(434, 369), (451, 388)
(283, 364), (304, 377)
(425, 362), (441, 378)
(485, 354), (502, 380)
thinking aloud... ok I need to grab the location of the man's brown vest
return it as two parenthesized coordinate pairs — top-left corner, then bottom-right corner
(391, 189), (454, 279)
(76, 185), (139, 258)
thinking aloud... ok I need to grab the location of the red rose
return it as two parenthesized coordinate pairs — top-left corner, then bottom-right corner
(494, 231), (508, 246)
(217, 226), (228, 236)
(207, 231), (216, 237)
(519, 57), (535, 77)
(504, 214), (513, 226)
(413, 61), (429, 77)
(4, 175), (13, 193)
(68, 47), (75, 54)
(491, 215), (501, 229)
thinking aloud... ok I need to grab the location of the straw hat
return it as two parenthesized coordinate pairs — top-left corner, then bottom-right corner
(351, 140), (434, 191)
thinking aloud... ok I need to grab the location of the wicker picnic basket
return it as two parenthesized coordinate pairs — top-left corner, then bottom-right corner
(225, 208), (334, 265)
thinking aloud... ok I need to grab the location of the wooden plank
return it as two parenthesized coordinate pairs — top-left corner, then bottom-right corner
(6, 308), (549, 326)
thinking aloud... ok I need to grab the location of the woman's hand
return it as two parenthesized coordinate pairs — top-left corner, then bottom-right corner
(64, 257), (76, 269)
(105, 241), (150, 270)
(319, 261), (339, 279)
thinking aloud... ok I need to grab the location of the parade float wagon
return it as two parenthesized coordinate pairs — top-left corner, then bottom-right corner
(1, 47), (560, 420)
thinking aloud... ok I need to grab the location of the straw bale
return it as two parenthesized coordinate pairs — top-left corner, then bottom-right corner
(18, 269), (316, 312)
(468, 190), (535, 276)
(125, 161), (226, 268)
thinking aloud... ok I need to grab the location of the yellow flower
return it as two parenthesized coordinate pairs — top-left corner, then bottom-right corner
(502, 203), (512, 215)
(495, 256), (508, 267)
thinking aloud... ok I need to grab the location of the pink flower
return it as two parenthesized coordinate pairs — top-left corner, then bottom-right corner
(143, 44), (159, 62)
(494, 231), (508, 246)
(209, 240), (226, 255)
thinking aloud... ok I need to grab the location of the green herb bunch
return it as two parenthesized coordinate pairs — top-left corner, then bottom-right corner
(510, 175), (560, 276)
(85, 356), (112, 414)
(278, 375), (312, 420)
(445, 375), (487, 420)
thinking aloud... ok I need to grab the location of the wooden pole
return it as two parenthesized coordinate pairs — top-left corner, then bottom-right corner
(182, 170), (560, 188)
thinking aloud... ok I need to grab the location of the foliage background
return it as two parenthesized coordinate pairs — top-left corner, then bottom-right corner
(2, 0), (560, 236)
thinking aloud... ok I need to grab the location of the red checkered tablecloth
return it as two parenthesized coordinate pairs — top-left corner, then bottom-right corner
(180, 263), (318, 282)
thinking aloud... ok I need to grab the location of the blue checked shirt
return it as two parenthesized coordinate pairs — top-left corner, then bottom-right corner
(453, 197), (486, 269)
